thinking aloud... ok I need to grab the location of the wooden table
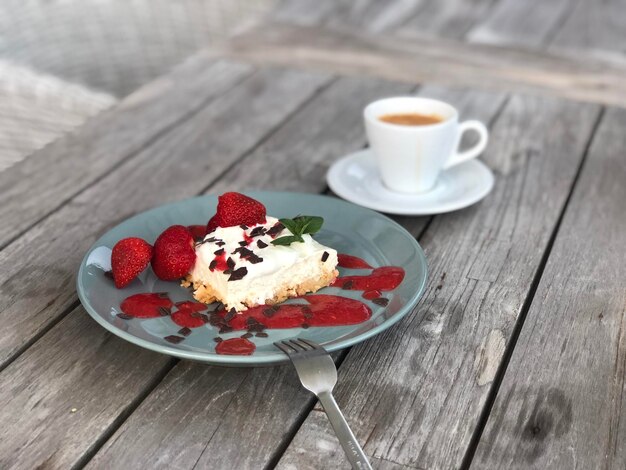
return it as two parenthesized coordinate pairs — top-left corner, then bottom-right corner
(2, 1), (625, 469)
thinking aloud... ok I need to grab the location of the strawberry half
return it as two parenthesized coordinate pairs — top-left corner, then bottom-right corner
(151, 225), (196, 280)
(111, 237), (153, 288)
(206, 192), (266, 232)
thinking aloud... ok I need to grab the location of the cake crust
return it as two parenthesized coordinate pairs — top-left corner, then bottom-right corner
(185, 265), (338, 309)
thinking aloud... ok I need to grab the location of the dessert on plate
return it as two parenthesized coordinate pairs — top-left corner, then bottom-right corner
(110, 192), (339, 312)
(185, 193), (338, 311)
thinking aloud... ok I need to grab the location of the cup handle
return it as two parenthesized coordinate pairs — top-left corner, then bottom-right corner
(443, 120), (489, 170)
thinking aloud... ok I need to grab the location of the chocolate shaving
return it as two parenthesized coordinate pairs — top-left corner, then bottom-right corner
(255, 332), (269, 338)
(301, 306), (314, 319)
(321, 251), (329, 262)
(256, 240), (268, 249)
(228, 267), (248, 281)
(238, 240), (248, 246)
(214, 248), (225, 256)
(372, 297), (389, 306)
(224, 308), (237, 322)
(241, 332), (253, 339)
(342, 280), (354, 290)
(234, 246), (263, 264)
(250, 226), (266, 237)
(246, 317), (259, 325)
(158, 306), (171, 316)
(205, 237), (217, 243)
(219, 326), (233, 334)
(213, 337), (223, 343)
(209, 259), (217, 270)
(240, 224), (249, 230)
(234, 247), (253, 257)
(178, 327), (192, 336)
(263, 307), (277, 318)
(215, 241), (226, 247)
(164, 335), (184, 344)
(117, 313), (132, 320)
(227, 257), (236, 269)
(267, 222), (284, 238)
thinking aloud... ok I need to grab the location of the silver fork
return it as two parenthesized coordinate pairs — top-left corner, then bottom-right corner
(275, 339), (372, 470)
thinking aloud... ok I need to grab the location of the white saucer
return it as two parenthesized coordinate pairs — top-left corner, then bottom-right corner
(327, 149), (494, 215)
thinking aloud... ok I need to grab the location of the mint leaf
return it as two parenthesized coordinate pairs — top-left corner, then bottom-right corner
(272, 216), (324, 246)
(271, 235), (304, 246)
(300, 216), (323, 234)
(278, 218), (299, 235)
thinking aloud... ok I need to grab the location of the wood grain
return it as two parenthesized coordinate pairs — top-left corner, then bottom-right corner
(275, 95), (601, 469)
(467, 0), (572, 47)
(0, 56), (253, 249)
(84, 85), (503, 469)
(399, 0), (498, 40)
(550, 0), (626, 59)
(0, 308), (173, 469)
(474, 107), (626, 469)
(0, 67), (332, 370)
(225, 22), (626, 107)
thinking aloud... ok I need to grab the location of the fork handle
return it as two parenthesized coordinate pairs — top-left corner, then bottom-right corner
(318, 391), (373, 470)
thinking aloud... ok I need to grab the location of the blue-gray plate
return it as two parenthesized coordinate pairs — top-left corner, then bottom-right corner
(77, 192), (428, 366)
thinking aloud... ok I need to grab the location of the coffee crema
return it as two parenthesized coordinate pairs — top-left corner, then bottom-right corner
(379, 113), (443, 126)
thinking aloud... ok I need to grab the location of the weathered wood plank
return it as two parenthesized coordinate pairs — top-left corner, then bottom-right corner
(275, 95), (601, 469)
(274, 0), (423, 32)
(550, 0), (626, 60)
(224, 22), (626, 107)
(399, 0), (498, 40)
(0, 308), (173, 469)
(0, 67), (332, 370)
(85, 85), (504, 469)
(467, 0), (573, 47)
(0, 56), (253, 249)
(473, 107), (626, 469)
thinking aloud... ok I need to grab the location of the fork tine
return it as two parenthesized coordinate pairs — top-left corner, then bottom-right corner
(281, 340), (302, 353)
(285, 339), (308, 352)
(297, 338), (320, 350)
(274, 341), (293, 355)
(291, 338), (314, 351)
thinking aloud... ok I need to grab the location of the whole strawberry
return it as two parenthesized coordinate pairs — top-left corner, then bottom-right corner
(151, 225), (196, 280)
(206, 192), (266, 232)
(111, 237), (153, 288)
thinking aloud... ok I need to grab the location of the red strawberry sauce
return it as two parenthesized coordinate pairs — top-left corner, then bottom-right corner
(120, 293), (173, 318)
(211, 252), (229, 271)
(337, 254), (373, 269)
(362, 290), (382, 300)
(216, 338), (256, 355)
(118, 254), (404, 355)
(219, 294), (371, 330)
(332, 266), (405, 291)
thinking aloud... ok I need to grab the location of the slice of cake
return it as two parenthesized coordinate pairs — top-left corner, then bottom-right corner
(185, 193), (338, 311)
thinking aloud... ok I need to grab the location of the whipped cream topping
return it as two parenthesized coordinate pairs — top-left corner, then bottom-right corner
(192, 217), (331, 282)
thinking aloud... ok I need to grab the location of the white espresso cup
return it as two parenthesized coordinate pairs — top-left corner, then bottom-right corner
(364, 97), (488, 193)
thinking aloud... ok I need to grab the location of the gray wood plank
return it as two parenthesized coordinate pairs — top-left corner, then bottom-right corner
(275, 95), (601, 469)
(399, 0), (498, 40)
(0, 308), (173, 469)
(467, 0), (573, 47)
(0, 67), (332, 371)
(84, 85), (503, 469)
(274, 0), (424, 33)
(0, 56), (253, 249)
(473, 107), (626, 469)
(550, 0), (626, 60)
(225, 22), (626, 107)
